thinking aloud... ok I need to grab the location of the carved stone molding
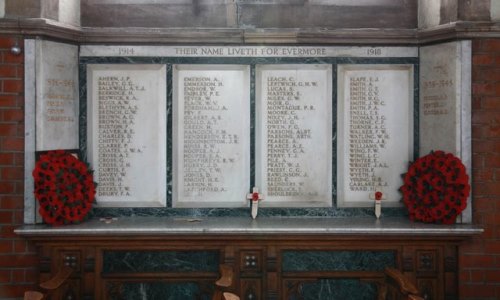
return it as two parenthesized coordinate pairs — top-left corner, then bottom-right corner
(1, 18), (499, 45)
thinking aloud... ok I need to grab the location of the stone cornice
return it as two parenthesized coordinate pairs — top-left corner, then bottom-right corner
(1, 18), (499, 45)
(0, 18), (81, 42)
(417, 21), (500, 45)
(82, 27), (245, 44)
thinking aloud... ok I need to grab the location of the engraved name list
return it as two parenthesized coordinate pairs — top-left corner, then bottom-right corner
(348, 75), (389, 192)
(257, 65), (332, 207)
(96, 75), (139, 197)
(88, 64), (167, 207)
(174, 65), (250, 207)
(182, 76), (237, 195)
(338, 65), (413, 207)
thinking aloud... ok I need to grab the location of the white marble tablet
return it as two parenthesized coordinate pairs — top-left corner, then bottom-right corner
(256, 64), (333, 207)
(173, 64), (251, 208)
(337, 64), (414, 207)
(87, 64), (167, 207)
(35, 40), (79, 151)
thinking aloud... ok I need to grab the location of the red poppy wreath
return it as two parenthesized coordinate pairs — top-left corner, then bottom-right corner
(33, 150), (96, 225)
(400, 151), (470, 224)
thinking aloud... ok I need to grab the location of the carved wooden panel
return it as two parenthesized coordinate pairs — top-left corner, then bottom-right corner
(60, 251), (80, 270)
(417, 250), (437, 274)
(417, 278), (438, 300)
(444, 245), (458, 300)
(402, 246), (415, 272)
(28, 234), (469, 300)
(53, 279), (80, 300)
(240, 278), (261, 300)
(240, 250), (262, 273)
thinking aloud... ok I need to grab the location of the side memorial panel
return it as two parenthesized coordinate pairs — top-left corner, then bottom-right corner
(337, 64), (413, 207)
(419, 41), (472, 223)
(36, 40), (79, 151)
(87, 64), (167, 207)
(256, 64), (333, 207)
(32, 40), (79, 223)
(173, 65), (250, 208)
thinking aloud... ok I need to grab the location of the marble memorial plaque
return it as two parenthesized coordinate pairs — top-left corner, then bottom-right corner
(256, 64), (332, 207)
(420, 41), (471, 155)
(337, 64), (413, 207)
(173, 65), (250, 207)
(87, 64), (167, 207)
(35, 40), (79, 151)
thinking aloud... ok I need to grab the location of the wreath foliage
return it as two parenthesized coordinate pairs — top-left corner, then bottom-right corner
(33, 150), (95, 225)
(400, 151), (470, 224)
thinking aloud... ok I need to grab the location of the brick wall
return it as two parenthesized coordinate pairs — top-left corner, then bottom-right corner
(0, 36), (37, 299)
(460, 38), (500, 300)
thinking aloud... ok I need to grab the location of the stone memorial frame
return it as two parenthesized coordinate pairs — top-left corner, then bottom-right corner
(24, 39), (80, 223)
(22, 43), (473, 222)
(74, 45), (423, 219)
(419, 41), (472, 223)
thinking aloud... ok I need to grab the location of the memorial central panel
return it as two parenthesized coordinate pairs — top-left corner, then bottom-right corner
(173, 65), (250, 208)
(87, 64), (167, 207)
(337, 64), (414, 207)
(256, 65), (333, 207)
